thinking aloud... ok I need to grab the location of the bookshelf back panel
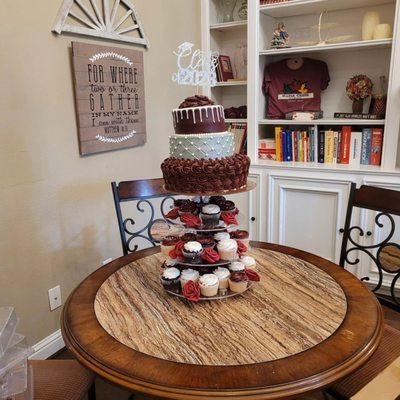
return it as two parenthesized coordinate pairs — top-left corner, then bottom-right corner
(211, 85), (247, 109)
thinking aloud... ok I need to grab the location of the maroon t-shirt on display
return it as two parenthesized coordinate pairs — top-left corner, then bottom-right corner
(262, 58), (330, 119)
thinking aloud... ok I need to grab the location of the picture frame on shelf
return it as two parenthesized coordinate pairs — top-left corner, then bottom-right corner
(217, 55), (234, 82)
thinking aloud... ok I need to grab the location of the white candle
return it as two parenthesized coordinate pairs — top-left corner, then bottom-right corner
(373, 24), (392, 40)
(362, 11), (380, 41)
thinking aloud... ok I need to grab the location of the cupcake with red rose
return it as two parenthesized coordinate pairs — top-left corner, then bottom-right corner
(160, 236), (180, 256)
(200, 204), (221, 227)
(182, 241), (203, 263)
(199, 274), (219, 297)
(217, 238), (238, 261)
(180, 268), (200, 288)
(229, 271), (249, 293)
(213, 267), (230, 290)
(161, 267), (181, 292)
(230, 230), (249, 246)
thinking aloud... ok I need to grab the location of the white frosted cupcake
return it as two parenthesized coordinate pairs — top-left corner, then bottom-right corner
(217, 239), (238, 261)
(180, 268), (200, 288)
(182, 241), (203, 263)
(213, 267), (230, 290)
(214, 232), (230, 242)
(240, 256), (256, 269)
(229, 272), (249, 293)
(229, 261), (245, 273)
(200, 204), (221, 226)
(199, 274), (219, 297)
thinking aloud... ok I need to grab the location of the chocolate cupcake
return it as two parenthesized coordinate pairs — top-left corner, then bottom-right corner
(181, 232), (198, 243)
(160, 236), (180, 256)
(220, 200), (236, 214)
(229, 271), (249, 293)
(179, 201), (198, 216)
(209, 196), (226, 205)
(182, 241), (203, 263)
(174, 199), (190, 208)
(161, 267), (181, 292)
(197, 236), (215, 249)
(200, 204), (221, 227)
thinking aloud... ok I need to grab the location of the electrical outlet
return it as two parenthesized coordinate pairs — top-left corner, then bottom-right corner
(102, 258), (113, 266)
(48, 285), (62, 311)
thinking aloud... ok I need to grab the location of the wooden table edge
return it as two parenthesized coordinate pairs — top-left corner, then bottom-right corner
(61, 242), (384, 400)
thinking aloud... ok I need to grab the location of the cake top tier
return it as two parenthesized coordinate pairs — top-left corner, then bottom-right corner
(172, 95), (226, 135)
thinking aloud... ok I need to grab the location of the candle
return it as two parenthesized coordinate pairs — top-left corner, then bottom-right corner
(373, 24), (392, 40)
(362, 11), (380, 41)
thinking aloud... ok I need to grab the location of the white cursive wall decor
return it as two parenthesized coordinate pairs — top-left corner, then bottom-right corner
(53, 0), (149, 48)
(172, 42), (219, 87)
(72, 42), (146, 155)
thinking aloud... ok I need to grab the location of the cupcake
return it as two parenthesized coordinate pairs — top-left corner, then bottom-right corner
(165, 259), (178, 268)
(217, 239), (238, 261)
(161, 267), (181, 292)
(197, 236), (215, 249)
(229, 272), (249, 293)
(199, 274), (219, 297)
(179, 201), (198, 216)
(240, 256), (256, 269)
(174, 199), (190, 208)
(220, 200), (236, 214)
(230, 230), (249, 246)
(229, 261), (245, 273)
(181, 232), (198, 243)
(213, 267), (230, 290)
(209, 196), (226, 206)
(180, 268), (200, 288)
(182, 241), (203, 263)
(160, 236), (180, 256)
(214, 232), (230, 242)
(200, 204), (221, 227)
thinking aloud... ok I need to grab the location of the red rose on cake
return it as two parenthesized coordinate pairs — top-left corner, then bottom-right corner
(183, 280), (201, 302)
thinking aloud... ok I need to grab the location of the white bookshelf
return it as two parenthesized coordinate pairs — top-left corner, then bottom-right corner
(210, 20), (247, 31)
(259, 118), (386, 125)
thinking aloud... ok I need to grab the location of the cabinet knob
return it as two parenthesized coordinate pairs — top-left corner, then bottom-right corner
(251, 217), (256, 222)
(339, 228), (345, 234)
(367, 231), (372, 236)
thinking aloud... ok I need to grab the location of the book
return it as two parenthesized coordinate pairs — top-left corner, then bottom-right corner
(285, 131), (293, 161)
(340, 126), (352, 164)
(282, 131), (287, 161)
(337, 130), (342, 164)
(275, 127), (283, 161)
(293, 131), (299, 162)
(318, 130), (325, 163)
(217, 55), (234, 82)
(349, 131), (362, 166)
(291, 131), (296, 162)
(332, 131), (338, 165)
(303, 131), (308, 162)
(370, 128), (383, 166)
(324, 130), (334, 164)
(361, 128), (373, 165)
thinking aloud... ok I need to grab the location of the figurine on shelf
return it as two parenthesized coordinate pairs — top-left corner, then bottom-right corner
(271, 22), (290, 49)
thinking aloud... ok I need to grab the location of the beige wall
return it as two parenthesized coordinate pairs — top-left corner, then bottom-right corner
(0, 0), (200, 344)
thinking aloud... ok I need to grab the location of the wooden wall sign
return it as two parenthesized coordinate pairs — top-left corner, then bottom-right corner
(72, 41), (146, 155)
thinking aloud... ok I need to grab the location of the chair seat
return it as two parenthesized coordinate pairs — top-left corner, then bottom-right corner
(30, 359), (95, 400)
(330, 324), (400, 399)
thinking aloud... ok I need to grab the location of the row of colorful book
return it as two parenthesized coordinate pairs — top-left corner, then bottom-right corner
(258, 126), (383, 166)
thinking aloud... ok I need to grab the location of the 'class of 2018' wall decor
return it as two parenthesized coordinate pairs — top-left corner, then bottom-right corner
(72, 41), (146, 155)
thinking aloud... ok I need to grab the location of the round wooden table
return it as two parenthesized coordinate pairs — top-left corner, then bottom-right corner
(61, 242), (383, 400)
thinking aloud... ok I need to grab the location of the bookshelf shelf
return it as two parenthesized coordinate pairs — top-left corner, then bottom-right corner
(214, 80), (247, 87)
(210, 20), (247, 31)
(260, 39), (392, 56)
(226, 118), (248, 123)
(259, 119), (386, 126)
(260, 0), (396, 18)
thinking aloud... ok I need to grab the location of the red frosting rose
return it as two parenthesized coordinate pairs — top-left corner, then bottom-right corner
(169, 241), (185, 259)
(236, 240), (248, 257)
(245, 268), (260, 282)
(165, 208), (179, 220)
(221, 212), (238, 226)
(201, 248), (221, 264)
(180, 214), (202, 228)
(182, 280), (201, 302)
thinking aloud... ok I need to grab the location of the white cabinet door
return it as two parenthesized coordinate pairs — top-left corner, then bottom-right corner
(268, 175), (353, 263)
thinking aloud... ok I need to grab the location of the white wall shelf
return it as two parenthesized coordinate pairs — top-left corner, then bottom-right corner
(210, 20), (247, 31)
(260, 39), (392, 56)
(260, 0), (395, 18)
(259, 118), (386, 126)
(214, 80), (247, 87)
(226, 118), (248, 123)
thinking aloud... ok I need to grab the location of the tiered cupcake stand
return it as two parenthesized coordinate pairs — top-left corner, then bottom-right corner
(160, 182), (258, 302)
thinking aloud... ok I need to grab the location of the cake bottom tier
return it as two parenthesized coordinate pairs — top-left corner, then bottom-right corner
(161, 154), (250, 193)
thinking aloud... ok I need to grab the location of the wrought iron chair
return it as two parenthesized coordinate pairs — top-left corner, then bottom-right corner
(327, 183), (400, 399)
(112, 178), (175, 255)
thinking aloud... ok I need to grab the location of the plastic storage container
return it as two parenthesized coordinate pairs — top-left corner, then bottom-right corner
(0, 308), (19, 358)
(0, 333), (33, 399)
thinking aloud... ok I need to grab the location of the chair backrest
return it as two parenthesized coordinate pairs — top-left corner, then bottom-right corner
(340, 183), (400, 310)
(112, 178), (174, 255)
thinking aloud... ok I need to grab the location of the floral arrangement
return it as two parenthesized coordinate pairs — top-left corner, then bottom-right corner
(346, 75), (373, 101)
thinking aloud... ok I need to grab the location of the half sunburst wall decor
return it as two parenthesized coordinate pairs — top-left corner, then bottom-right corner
(53, 0), (149, 48)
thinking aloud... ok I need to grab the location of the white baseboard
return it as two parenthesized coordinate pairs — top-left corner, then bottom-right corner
(30, 329), (65, 360)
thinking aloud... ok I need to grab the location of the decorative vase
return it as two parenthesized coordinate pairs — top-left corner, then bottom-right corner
(233, 0), (247, 21)
(352, 99), (364, 114)
(362, 11), (380, 41)
(217, 0), (237, 23)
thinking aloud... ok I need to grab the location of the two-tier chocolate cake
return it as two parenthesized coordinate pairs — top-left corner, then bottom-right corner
(161, 95), (250, 193)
